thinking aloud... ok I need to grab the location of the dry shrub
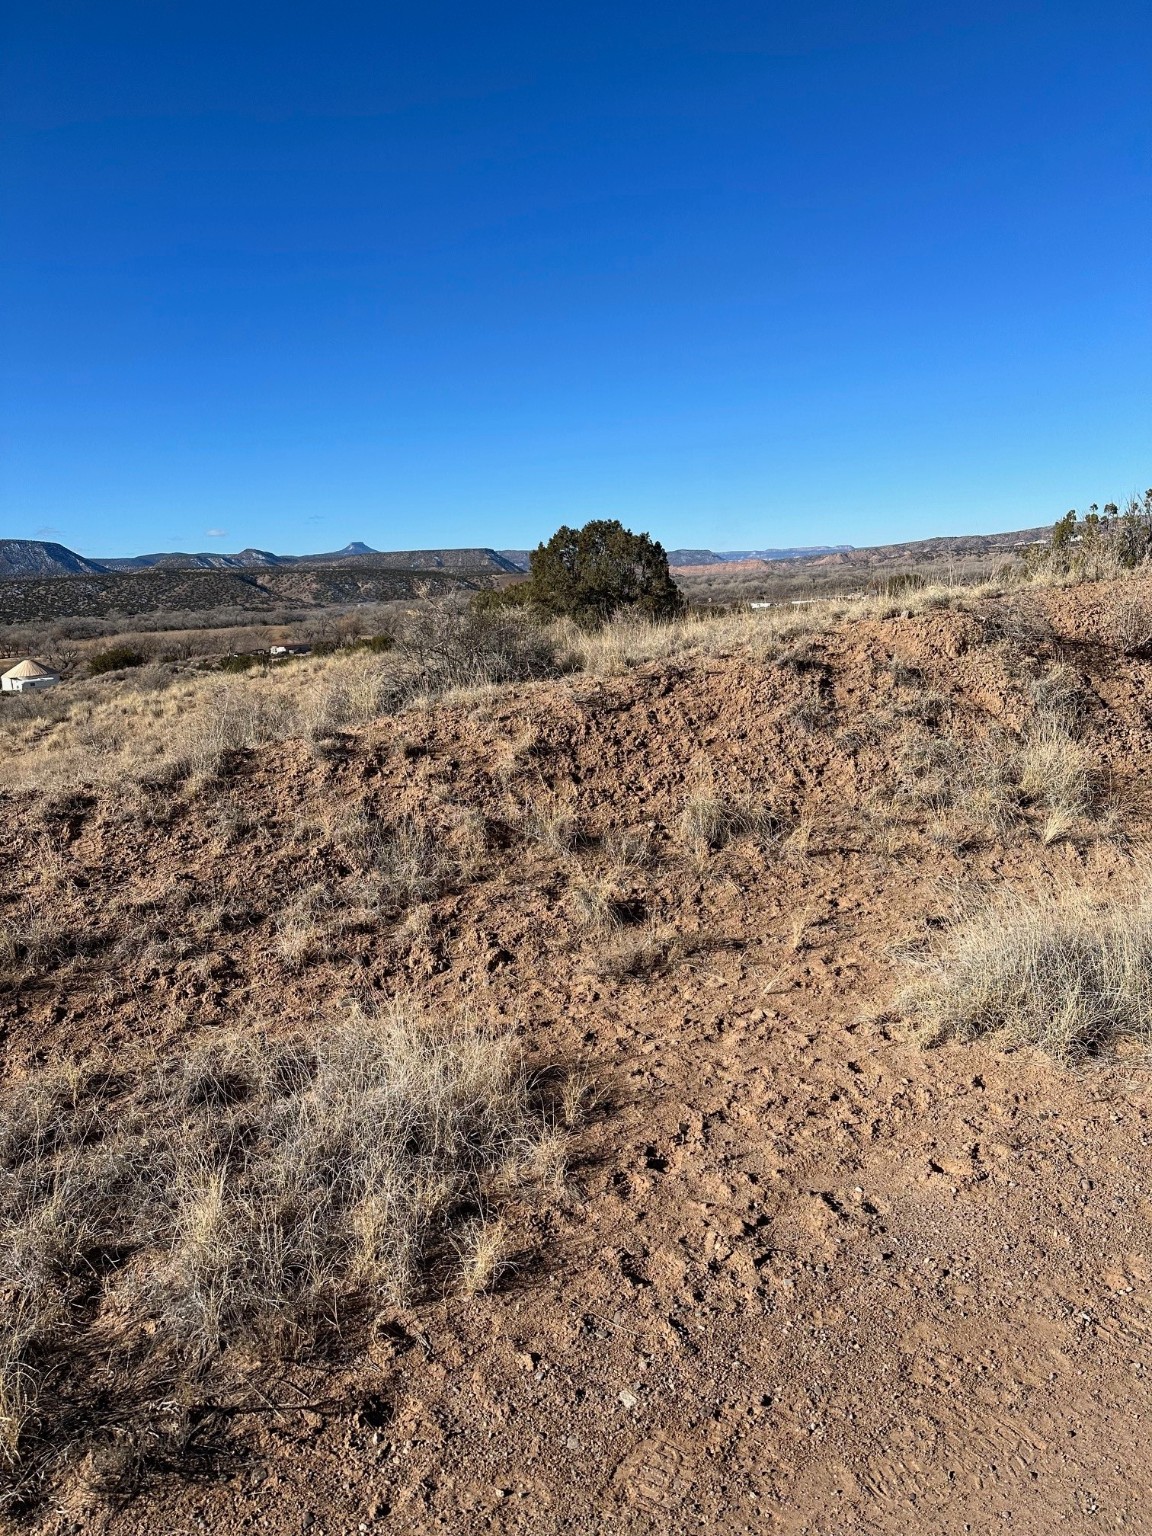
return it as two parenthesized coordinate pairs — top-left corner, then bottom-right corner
(902, 883), (1152, 1059)
(0, 911), (90, 991)
(397, 609), (564, 696)
(972, 599), (1053, 651)
(1106, 592), (1152, 657)
(272, 883), (342, 968)
(601, 825), (659, 870)
(1027, 662), (1092, 735)
(0, 1004), (562, 1493)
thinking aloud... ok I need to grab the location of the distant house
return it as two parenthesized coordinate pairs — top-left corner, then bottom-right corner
(1, 659), (59, 693)
(269, 643), (311, 656)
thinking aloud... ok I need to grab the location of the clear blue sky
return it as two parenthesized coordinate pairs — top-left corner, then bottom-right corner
(1, 2), (1148, 557)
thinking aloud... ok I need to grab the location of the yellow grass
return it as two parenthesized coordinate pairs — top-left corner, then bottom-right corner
(0, 1002), (565, 1482)
(903, 881), (1152, 1058)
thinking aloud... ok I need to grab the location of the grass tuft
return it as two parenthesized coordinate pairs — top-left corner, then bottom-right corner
(902, 884), (1152, 1059)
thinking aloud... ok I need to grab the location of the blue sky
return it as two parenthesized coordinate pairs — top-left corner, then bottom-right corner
(1, 2), (1148, 557)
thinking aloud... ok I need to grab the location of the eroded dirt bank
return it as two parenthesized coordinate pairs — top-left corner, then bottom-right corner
(5, 587), (1152, 1534)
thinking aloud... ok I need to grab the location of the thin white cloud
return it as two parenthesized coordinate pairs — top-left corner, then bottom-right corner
(205, 529), (228, 539)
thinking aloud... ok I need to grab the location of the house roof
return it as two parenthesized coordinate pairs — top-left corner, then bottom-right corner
(2, 658), (57, 680)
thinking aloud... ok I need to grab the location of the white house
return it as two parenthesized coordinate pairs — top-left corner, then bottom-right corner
(1, 659), (60, 693)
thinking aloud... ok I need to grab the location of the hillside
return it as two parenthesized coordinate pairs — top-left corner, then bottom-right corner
(0, 565), (490, 626)
(97, 544), (521, 574)
(0, 540), (106, 578)
(4, 578), (1152, 1532)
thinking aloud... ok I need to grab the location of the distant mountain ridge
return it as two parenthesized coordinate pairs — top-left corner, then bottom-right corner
(0, 525), (1055, 584)
(0, 539), (521, 579)
(497, 544), (854, 571)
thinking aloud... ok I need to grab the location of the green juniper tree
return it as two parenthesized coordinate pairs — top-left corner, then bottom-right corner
(484, 519), (685, 625)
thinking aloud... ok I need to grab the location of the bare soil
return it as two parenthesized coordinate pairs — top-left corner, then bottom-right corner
(6, 582), (1152, 1534)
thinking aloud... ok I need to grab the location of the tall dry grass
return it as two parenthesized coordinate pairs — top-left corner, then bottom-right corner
(0, 1002), (567, 1491)
(902, 883), (1152, 1059)
(1, 610), (565, 793)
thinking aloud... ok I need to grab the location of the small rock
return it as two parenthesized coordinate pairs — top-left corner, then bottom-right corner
(618, 1390), (639, 1410)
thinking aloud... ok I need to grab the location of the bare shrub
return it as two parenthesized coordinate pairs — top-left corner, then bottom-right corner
(0, 1004), (561, 1490)
(972, 600), (1053, 651)
(397, 608), (563, 694)
(1107, 592), (1152, 657)
(902, 884), (1152, 1059)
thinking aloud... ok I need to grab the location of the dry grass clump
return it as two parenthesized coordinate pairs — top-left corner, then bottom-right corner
(874, 654), (1106, 852)
(273, 814), (458, 965)
(517, 791), (580, 854)
(678, 789), (786, 858)
(1026, 662), (1093, 734)
(338, 811), (453, 907)
(0, 913), (82, 988)
(902, 884), (1152, 1060)
(568, 865), (631, 934)
(0, 1004), (563, 1493)
(591, 921), (681, 980)
(1015, 724), (1096, 844)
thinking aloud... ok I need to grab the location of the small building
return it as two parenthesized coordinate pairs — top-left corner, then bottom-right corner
(1, 659), (60, 693)
(269, 643), (311, 656)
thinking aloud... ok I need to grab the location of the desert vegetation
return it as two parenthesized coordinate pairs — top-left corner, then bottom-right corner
(902, 883), (1152, 1059)
(0, 1004), (576, 1493)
